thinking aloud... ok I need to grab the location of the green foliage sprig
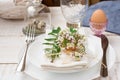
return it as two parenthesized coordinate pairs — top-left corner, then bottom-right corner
(70, 27), (77, 34)
(43, 27), (85, 62)
(43, 27), (61, 63)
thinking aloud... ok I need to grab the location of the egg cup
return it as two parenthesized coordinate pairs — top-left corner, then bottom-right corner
(89, 20), (108, 36)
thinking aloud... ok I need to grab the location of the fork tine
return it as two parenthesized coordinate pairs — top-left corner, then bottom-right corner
(32, 26), (35, 40)
(25, 24), (35, 43)
(29, 25), (35, 42)
(29, 25), (32, 41)
(32, 25), (35, 40)
(25, 24), (30, 41)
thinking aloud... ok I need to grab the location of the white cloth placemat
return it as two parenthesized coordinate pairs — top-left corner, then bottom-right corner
(0, 36), (25, 63)
(0, 0), (26, 63)
(0, 0), (27, 63)
(0, 18), (26, 63)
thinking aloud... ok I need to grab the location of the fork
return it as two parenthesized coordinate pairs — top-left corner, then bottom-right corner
(16, 25), (35, 72)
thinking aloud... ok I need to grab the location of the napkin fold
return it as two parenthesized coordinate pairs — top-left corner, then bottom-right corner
(41, 61), (88, 71)
(40, 53), (89, 71)
(40, 35), (102, 72)
(82, 1), (120, 34)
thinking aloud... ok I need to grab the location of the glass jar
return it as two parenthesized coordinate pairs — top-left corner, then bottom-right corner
(23, 0), (51, 36)
(26, 0), (51, 24)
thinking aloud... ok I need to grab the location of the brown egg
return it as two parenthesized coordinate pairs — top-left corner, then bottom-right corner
(90, 9), (107, 23)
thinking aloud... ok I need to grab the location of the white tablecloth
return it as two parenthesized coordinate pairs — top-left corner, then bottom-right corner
(0, 0), (120, 80)
(0, 0), (67, 63)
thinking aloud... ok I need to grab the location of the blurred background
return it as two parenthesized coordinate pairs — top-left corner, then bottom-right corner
(42, 0), (110, 6)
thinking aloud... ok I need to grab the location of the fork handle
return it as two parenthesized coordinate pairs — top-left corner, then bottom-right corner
(16, 43), (29, 72)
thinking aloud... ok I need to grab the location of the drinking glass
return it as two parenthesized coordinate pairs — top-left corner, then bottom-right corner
(89, 20), (108, 36)
(60, 0), (88, 28)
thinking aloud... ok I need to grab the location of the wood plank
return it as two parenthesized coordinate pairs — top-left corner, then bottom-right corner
(42, 0), (60, 6)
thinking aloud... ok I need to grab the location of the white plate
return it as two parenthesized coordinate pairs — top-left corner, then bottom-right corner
(27, 34), (103, 73)
(26, 34), (116, 80)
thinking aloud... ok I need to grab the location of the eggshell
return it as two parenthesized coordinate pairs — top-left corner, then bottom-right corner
(90, 9), (107, 23)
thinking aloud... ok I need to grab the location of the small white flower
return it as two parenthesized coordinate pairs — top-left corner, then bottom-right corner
(65, 33), (70, 39)
(68, 36), (72, 40)
(71, 38), (76, 43)
(58, 36), (64, 42)
(67, 43), (75, 49)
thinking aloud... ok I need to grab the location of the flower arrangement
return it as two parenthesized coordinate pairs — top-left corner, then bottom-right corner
(43, 27), (87, 63)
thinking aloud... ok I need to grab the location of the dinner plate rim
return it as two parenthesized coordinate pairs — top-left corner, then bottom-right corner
(27, 34), (103, 72)
(27, 34), (116, 79)
(26, 44), (116, 80)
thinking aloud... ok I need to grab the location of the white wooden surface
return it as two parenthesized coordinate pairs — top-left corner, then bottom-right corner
(0, 0), (120, 80)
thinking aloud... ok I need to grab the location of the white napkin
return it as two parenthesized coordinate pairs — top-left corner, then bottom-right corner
(40, 35), (102, 72)
(41, 54), (88, 71)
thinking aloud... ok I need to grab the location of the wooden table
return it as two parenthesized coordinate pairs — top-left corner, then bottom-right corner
(0, 5), (120, 80)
